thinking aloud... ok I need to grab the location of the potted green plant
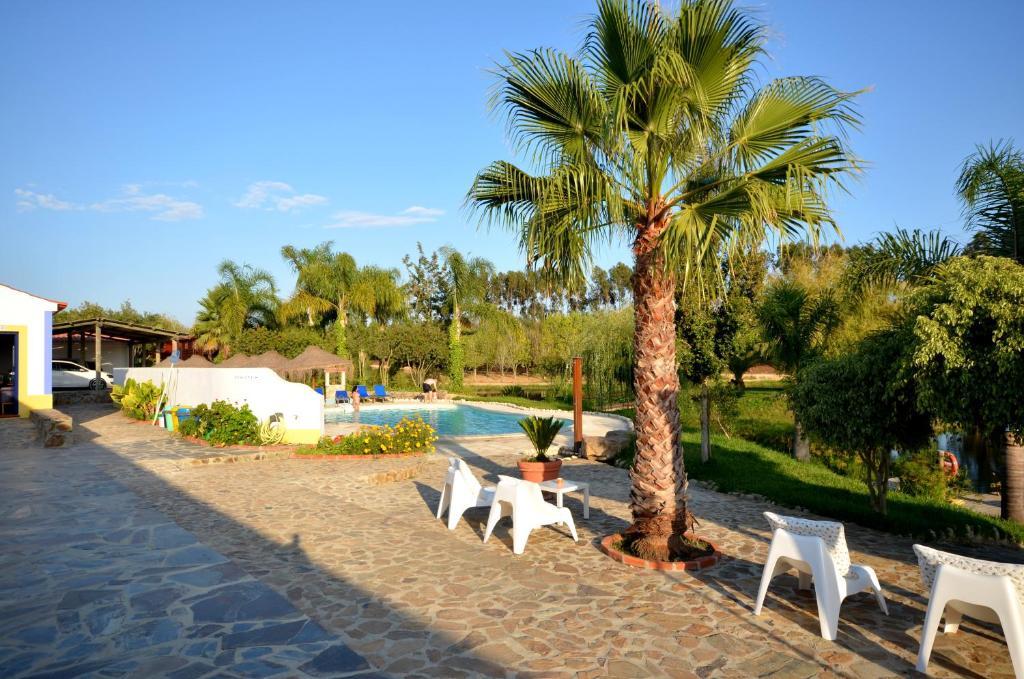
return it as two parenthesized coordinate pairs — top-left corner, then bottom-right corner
(517, 416), (565, 482)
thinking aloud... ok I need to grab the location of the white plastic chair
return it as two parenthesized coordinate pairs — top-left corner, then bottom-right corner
(754, 512), (888, 640)
(914, 544), (1024, 677)
(482, 475), (578, 555)
(435, 458), (495, 530)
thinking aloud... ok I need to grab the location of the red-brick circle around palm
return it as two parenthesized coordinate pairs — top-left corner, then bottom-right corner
(599, 533), (721, 571)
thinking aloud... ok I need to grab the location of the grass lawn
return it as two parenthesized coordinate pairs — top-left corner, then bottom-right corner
(457, 392), (572, 411)
(679, 380), (794, 453)
(681, 431), (1024, 544)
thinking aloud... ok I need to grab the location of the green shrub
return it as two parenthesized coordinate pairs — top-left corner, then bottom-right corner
(111, 378), (162, 420)
(500, 385), (527, 398)
(894, 451), (953, 502)
(791, 328), (933, 514)
(180, 400), (260, 446)
(302, 416), (438, 455)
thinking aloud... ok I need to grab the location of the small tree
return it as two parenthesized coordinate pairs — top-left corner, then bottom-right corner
(791, 328), (933, 514)
(676, 303), (727, 463)
(758, 278), (840, 460)
(911, 256), (1024, 521)
(393, 322), (447, 387)
(438, 246), (494, 390)
(721, 247), (769, 389)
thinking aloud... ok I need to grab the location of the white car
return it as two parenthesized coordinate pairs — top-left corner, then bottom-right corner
(52, 360), (113, 390)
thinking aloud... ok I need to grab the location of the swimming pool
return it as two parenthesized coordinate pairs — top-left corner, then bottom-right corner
(325, 402), (570, 437)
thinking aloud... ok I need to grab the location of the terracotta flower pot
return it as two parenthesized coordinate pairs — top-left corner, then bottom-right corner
(518, 458), (562, 483)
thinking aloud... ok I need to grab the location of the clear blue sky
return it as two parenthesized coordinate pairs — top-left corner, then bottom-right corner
(3, 1), (1021, 324)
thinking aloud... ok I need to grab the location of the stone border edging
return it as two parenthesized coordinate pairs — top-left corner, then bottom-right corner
(598, 533), (721, 572)
(189, 450), (294, 466)
(290, 452), (430, 460)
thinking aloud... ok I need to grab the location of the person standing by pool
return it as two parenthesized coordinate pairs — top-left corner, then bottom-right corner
(351, 389), (360, 410)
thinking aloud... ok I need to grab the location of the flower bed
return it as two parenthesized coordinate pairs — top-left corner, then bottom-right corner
(295, 416), (438, 457)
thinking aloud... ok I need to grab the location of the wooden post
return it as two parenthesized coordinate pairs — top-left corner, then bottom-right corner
(573, 356), (583, 455)
(93, 321), (103, 389)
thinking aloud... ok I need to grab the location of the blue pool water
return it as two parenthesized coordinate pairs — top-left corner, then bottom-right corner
(325, 403), (570, 437)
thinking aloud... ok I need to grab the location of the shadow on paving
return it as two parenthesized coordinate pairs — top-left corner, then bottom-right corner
(0, 435), (507, 678)
(412, 480), (632, 545)
(5, 403), (1019, 678)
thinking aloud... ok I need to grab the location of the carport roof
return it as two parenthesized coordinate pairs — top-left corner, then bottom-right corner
(51, 318), (189, 343)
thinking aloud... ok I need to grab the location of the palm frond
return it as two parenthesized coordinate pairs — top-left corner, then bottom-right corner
(846, 227), (961, 292)
(957, 139), (1024, 263)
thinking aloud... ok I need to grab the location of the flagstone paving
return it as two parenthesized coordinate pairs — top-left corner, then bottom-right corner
(2, 403), (1022, 677)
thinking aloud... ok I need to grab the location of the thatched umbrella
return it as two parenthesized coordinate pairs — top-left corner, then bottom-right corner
(158, 353), (214, 367)
(286, 346), (353, 374)
(218, 353), (254, 367)
(285, 346), (354, 393)
(251, 350), (291, 376)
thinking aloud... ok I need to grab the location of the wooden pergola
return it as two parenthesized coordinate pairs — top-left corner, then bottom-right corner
(285, 346), (354, 401)
(51, 318), (189, 390)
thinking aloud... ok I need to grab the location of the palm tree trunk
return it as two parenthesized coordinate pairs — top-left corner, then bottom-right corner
(699, 381), (711, 463)
(1004, 432), (1024, 523)
(626, 233), (692, 562)
(448, 300), (464, 389)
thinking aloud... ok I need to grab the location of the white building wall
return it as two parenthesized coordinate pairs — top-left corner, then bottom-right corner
(115, 367), (324, 443)
(0, 285), (58, 399)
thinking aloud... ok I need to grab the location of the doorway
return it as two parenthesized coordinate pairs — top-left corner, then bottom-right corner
(0, 332), (17, 417)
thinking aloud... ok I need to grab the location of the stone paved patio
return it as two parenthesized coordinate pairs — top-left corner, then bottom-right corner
(1, 404), (1021, 677)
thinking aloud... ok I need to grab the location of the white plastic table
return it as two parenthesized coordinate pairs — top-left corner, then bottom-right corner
(538, 479), (590, 518)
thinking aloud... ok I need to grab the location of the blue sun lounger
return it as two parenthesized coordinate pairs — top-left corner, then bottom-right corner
(356, 385), (370, 401)
(373, 384), (390, 402)
(335, 390), (350, 404)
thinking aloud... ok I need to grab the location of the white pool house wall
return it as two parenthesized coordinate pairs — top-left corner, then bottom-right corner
(114, 367), (324, 444)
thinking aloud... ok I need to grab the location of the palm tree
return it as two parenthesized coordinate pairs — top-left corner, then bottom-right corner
(958, 140), (1024, 263)
(758, 279), (839, 460)
(439, 246), (495, 390)
(846, 227), (961, 292)
(468, 0), (860, 559)
(194, 261), (278, 356)
(280, 242), (358, 353)
(193, 284), (232, 356)
(350, 266), (405, 325)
